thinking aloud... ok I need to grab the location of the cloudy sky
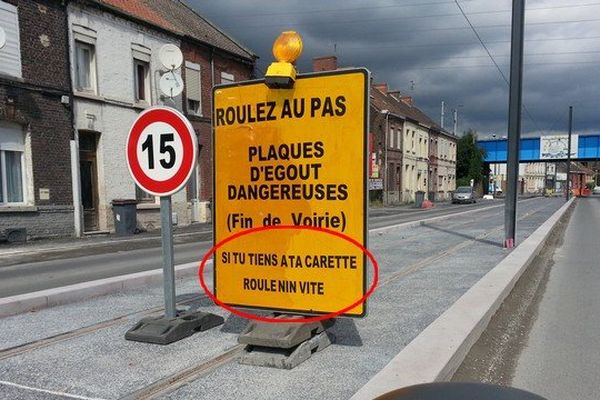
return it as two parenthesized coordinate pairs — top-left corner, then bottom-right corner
(190, 0), (599, 138)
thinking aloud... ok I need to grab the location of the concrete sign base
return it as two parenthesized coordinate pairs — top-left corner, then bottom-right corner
(125, 310), (224, 345)
(237, 316), (335, 369)
(240, 331), (334, 369)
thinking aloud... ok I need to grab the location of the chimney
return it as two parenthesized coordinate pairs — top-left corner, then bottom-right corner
(373, 83), (388, 94)
(400, 95), (413, 106)
(388, 90), (401, 101)
(312, 55), (338, 72)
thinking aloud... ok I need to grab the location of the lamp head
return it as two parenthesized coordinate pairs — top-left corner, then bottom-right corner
(265, 31), (303, 89)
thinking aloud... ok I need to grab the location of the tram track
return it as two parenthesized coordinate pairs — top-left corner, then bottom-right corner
(115, 200), (557, 400)
(0, 198), (555, 397)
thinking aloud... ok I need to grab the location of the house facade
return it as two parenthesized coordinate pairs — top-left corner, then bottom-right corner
(66, 0), (256, 234)
(429, 128), (457, 201)
(368, 77), (456, 204)
(0, 0), (74, 240)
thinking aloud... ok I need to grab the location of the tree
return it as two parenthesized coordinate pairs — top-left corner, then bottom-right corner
(456, 129), (486, 186)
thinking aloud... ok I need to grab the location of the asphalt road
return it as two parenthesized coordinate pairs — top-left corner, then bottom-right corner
(453, 197), (600, 400)
(0, 199), (508, 298)
(511, 197), (600, 399)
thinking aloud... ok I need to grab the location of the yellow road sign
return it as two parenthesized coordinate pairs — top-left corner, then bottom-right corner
(213, 69), (369, 317)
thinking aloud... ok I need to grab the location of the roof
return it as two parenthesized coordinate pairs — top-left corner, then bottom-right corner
(371, 86), (455, 139)
(88, 0), (256, 61)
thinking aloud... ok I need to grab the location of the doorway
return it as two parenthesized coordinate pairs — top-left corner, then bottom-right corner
(79, 131), (99, 232)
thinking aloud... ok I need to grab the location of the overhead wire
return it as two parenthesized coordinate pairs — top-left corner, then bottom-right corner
(223, 1), (600, 20)
(453, 0), (545, 134)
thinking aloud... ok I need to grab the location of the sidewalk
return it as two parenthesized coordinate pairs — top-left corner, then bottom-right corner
(511, 197), (600, 399)
(0, 198), (564, 400)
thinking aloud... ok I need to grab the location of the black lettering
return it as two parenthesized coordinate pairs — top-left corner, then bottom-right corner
(216, 108), (225, 126)
(281, 99), (292, 118)
(249, 146), (258, 162)
(266, 101), (277, 121)
(314, 141), (324, 158)
(250, 166), (260, 182)
(225, 107), (235, 125)
(293, 98), (305, 118)
(338, 184), (348, 200)
(247, 104), (256, 123)
(310, 97), (321, 117)
(335, 96), (346, 116)
(236, 105), (246, 124)
(228, 185), (237, 199)
(322, 96), (334, 117)
(256, 102), (266, 121)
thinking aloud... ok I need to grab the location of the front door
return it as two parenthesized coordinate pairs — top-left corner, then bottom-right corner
(79, 132), (99, 232)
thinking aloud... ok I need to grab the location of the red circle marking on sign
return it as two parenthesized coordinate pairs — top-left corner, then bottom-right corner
(126, 107), (197, 196)
(198, 225), (379, 323)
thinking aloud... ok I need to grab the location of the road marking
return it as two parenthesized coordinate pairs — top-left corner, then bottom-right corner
(0, 380), (107, 400)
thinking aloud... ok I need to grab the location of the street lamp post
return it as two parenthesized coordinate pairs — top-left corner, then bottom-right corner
(381, 109), (390, 206)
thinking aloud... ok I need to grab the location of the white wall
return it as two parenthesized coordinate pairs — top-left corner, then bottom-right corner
(68, 4), (188, 230)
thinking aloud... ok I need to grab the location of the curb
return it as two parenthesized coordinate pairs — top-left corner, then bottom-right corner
(350, 198), (574, 400)
(0, 197), (540, 319)
(0, 261), (208, 318)
(0, 230), (212, 258)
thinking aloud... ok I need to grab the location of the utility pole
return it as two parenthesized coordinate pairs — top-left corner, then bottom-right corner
(504, 0), (525, 249)
(441, 101), (445, 129)
(382, 110), (390, 206)
(453, 109), (457, 135)
(566, 105), (573, 201)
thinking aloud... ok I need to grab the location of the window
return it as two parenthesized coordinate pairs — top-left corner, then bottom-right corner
(185, 61), (202, 115)
(0, 122), (26, 204)
(134, 59), (150, 103)
(135, 185), (154, 202)
(397, 130), (401, 149)
(74, 40), (97, 93)
(0, 1), (21, 78)
(389, 128), (394, 149)
(221, 72), (234, 84)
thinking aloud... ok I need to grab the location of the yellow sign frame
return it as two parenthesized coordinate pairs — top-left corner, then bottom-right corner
(213, 69), (369, 317)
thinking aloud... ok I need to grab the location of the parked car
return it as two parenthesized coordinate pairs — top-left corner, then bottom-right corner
(452, 186), (476, 204)
(593, 186), (600, 195)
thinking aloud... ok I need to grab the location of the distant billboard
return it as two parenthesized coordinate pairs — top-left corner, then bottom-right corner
(540, 135), (578, 159)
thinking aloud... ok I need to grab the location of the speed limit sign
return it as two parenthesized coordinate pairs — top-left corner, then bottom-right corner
(126, 107), (197, 197)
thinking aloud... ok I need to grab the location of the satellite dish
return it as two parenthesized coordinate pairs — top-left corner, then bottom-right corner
(0, 27), (6, 50)
(159, 71), (184, 98)
(159, 44), (183, 70)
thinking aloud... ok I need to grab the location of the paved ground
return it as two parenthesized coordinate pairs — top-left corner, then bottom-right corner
(0, 197), (562, 400)
(453, 197), (600, 400)
(0, 200), (506, 297)
(511, 197), (600, 399)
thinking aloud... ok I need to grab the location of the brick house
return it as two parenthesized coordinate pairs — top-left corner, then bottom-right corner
(66, 0), (256, 234)
(369, 83), (405, 204)
(158, 1), (256, 221)
(312, 56), (456, 204)
(0, 0), (74, 240)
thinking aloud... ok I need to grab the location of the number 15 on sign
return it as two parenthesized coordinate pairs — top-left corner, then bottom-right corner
(127, 107), (197, 197)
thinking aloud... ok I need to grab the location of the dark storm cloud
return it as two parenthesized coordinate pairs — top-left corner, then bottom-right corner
(191, 0), (600, 137)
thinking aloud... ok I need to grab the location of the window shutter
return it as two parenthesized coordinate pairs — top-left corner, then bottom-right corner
(0, 1), (21, 78)
(186, 65), (201, 102)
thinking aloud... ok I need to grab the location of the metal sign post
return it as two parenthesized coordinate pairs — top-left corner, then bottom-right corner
(124, 106), (223, 345)
(160, 195), (176, 319)
(566, 106), (573, 202)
